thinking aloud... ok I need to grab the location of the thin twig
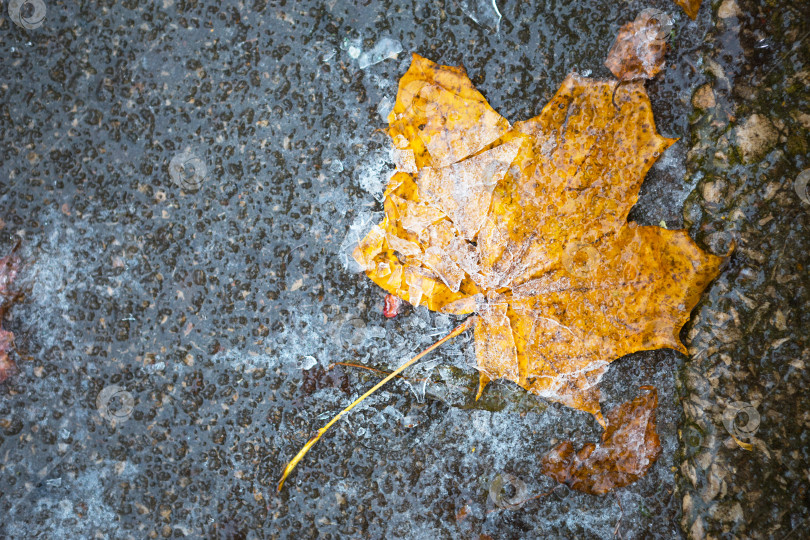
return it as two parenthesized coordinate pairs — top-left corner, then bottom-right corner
(328, 361), (427, 382)
(277, 316), (475, 491)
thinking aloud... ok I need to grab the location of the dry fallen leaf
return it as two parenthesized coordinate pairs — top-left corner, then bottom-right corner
(541, 386), (662, 494)
(674, 0), (701, 20)
(354, 53), (723, 426)
(605, 9), (673, 82)
(279, 15), (724, 491)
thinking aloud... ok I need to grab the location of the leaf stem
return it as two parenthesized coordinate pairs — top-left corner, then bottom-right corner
(277, 316), (475, 491)
(328, 361), (426, 381)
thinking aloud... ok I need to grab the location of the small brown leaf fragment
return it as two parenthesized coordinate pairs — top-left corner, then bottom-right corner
(674, 0), (701, 20)
(0, 328), (15, 383)
(455, 505), (470, 523)
(0, 249), (21, 383)
(540, 387), (662, 495)
(605, 9), (673, 82)
(0, 251), (20, 298)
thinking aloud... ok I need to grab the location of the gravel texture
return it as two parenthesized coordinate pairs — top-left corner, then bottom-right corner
(678, 0), (810, 538)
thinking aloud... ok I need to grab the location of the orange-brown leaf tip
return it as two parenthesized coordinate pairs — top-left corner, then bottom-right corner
(674, 0), (701, 19)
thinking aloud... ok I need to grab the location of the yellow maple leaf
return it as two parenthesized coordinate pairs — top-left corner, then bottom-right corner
(354, 53), (723, 427)
(279, 19), (724, 491)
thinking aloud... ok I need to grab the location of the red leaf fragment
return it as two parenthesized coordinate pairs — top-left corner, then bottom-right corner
(540, 386), (662, 495)
(383, 293), (404, 318)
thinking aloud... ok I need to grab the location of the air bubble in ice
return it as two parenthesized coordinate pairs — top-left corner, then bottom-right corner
(298, 355), (318, 370)
(341, 37), (363, 59)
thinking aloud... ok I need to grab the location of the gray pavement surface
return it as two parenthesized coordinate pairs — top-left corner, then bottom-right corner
(0, 0), (806, 538)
